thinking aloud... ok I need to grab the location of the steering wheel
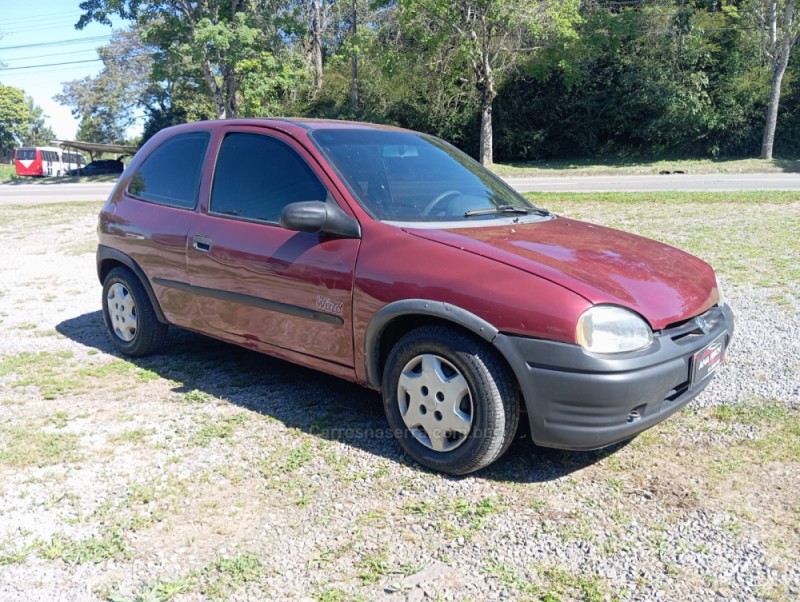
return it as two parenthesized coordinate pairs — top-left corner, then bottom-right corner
(421, 190), (462, 216)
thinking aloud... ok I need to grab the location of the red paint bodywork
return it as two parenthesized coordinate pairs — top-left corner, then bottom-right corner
(98, 119), (722, 387)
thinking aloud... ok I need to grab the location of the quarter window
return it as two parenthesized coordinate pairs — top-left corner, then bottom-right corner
(128, 132), (209, 208)
(210, 133), (327, 223)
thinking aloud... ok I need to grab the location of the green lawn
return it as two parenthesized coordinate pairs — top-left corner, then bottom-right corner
(494, 155), (800, 177)
(0, 164), (18, 182)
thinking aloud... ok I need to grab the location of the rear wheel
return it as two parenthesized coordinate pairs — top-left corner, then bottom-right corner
(382, 325), (519, 475)
(102, 267), (168, 357)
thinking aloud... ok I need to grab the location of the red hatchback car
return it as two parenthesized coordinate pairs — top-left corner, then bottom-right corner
(97, 119), (734, 474)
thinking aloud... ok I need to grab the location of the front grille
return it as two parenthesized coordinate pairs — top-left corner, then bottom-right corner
(663, 305), (724, 342)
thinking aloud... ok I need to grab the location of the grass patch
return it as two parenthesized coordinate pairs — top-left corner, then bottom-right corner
(540, 565), (615, 602)
(282, 440), (314, 472)
(194, 552), (268, 598)
(0, 353), (162, 400)
(0, 426), (80, 467)
(450, 496), (506, 528)
(0, 541), (38, 565)
(483, 558), (542, 597)
(78, 359), (160, 383)
(48, 410), (70, 429)
(747, 413), (800, 462)
(0, 164), (19, 182)
(0, 200), (103, 230)
(494, 156), (800, 177)
(181, 389), (217, 404)
(711, 400), (790, 424)
(0, 350), (83, 399)
(107, 577), (194, 602)
(706, 400), (800, 462)
(190, 414), (247, 447)
(109, 428), (155, 445)
(0, 350), (73, 378)
(357, 549), (389, 584)
(40, 529), (128, 565)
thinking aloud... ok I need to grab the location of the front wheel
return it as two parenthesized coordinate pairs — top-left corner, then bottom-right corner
(382, 326), (519, 475)
(102, 267), (168, 357)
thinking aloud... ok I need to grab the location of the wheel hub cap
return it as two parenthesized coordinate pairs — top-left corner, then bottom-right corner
(397, 353), (473, 452)
(107, 283), (137, 342)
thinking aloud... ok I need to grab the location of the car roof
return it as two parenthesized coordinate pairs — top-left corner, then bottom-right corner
(163, 118), (406, 138)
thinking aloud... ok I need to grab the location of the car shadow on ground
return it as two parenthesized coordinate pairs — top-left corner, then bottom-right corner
(57, 311), (625, 484)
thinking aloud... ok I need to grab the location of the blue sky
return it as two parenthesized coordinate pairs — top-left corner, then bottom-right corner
(0, 1), (130, 139)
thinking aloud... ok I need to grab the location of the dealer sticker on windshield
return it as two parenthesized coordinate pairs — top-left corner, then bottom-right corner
(691, 333), (726, 387)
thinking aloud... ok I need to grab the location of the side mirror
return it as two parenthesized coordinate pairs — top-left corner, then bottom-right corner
(280, 201), (361, 239)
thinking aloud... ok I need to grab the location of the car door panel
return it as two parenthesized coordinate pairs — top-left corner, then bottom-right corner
(187, 217), (358, 365)
(186, 127), (360, 367)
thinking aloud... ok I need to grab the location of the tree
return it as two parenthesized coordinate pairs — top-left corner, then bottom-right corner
(21, 97), (55, 146)
(77, 0), (296, 120)
(491, 1), (771, 160)
(398, 0), (580, 164)
(55, 28), (153, 143)
(0, 85), (32, 155)
(750, 0), (800, 159)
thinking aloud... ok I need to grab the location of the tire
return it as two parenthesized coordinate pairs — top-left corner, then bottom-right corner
(102, 266), (168, 357)
(382, 325), (520, 475)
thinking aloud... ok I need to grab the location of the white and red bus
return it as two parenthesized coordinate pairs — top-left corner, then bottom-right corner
(14, 147), (85, 177)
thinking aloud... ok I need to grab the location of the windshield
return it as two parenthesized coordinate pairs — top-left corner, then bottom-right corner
(16, 148), (35, 161)
(310, 129), (539, 222)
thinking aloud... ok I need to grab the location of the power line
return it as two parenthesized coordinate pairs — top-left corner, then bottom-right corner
(1, 48), (99, 63)
(0, 9), (78, 21)
(0, 15), (88, 31)
(0, 35), (112, 52)
(0, 58), (103, 72)
(0, 13), (80, 29)
(2, 23), (92, 36)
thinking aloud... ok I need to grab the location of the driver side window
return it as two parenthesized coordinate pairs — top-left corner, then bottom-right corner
(211, 133), (327, 223)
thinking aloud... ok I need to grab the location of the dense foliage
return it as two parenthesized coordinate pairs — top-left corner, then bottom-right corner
(0, 85), (54, 155)
(64, 0), (800, 160)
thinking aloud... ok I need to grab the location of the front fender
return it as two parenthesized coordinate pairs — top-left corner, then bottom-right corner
(363, 299), (499, 388)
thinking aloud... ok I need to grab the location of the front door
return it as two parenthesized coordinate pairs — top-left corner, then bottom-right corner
(186, 128), (360, 367)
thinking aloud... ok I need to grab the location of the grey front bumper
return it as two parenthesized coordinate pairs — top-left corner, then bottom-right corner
(493, 303), (735, 450)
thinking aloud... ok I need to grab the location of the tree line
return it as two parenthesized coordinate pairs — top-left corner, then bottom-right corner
(50, 1), (800, 163)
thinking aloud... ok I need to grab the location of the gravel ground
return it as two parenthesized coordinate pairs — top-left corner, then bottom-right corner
(0, 201), (798, 601)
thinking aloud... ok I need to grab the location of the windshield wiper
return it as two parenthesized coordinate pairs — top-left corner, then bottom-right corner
(464, 205), (534, 218)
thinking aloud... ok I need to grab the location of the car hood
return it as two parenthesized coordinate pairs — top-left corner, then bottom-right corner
(406, 217), (718, 330)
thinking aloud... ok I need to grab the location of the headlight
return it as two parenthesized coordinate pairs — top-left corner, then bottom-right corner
(576, 306), (653, 354)
(715, 276), (725, 307)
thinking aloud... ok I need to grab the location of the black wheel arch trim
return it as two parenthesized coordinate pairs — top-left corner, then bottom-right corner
(96, 245), (168, 324)
(364, 299), (499, 388)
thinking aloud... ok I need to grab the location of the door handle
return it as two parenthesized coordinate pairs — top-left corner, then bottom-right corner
(192, 234), (212, 252)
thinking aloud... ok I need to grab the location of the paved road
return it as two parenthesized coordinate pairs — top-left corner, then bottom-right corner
(506, 172), (800, 192)
(0, 182), (115, 205)
(3, 172), (800, 205)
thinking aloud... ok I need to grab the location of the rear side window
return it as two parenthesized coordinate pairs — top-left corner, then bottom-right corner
(210, 133), (327, 223)
(128, 132), (209, 208)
